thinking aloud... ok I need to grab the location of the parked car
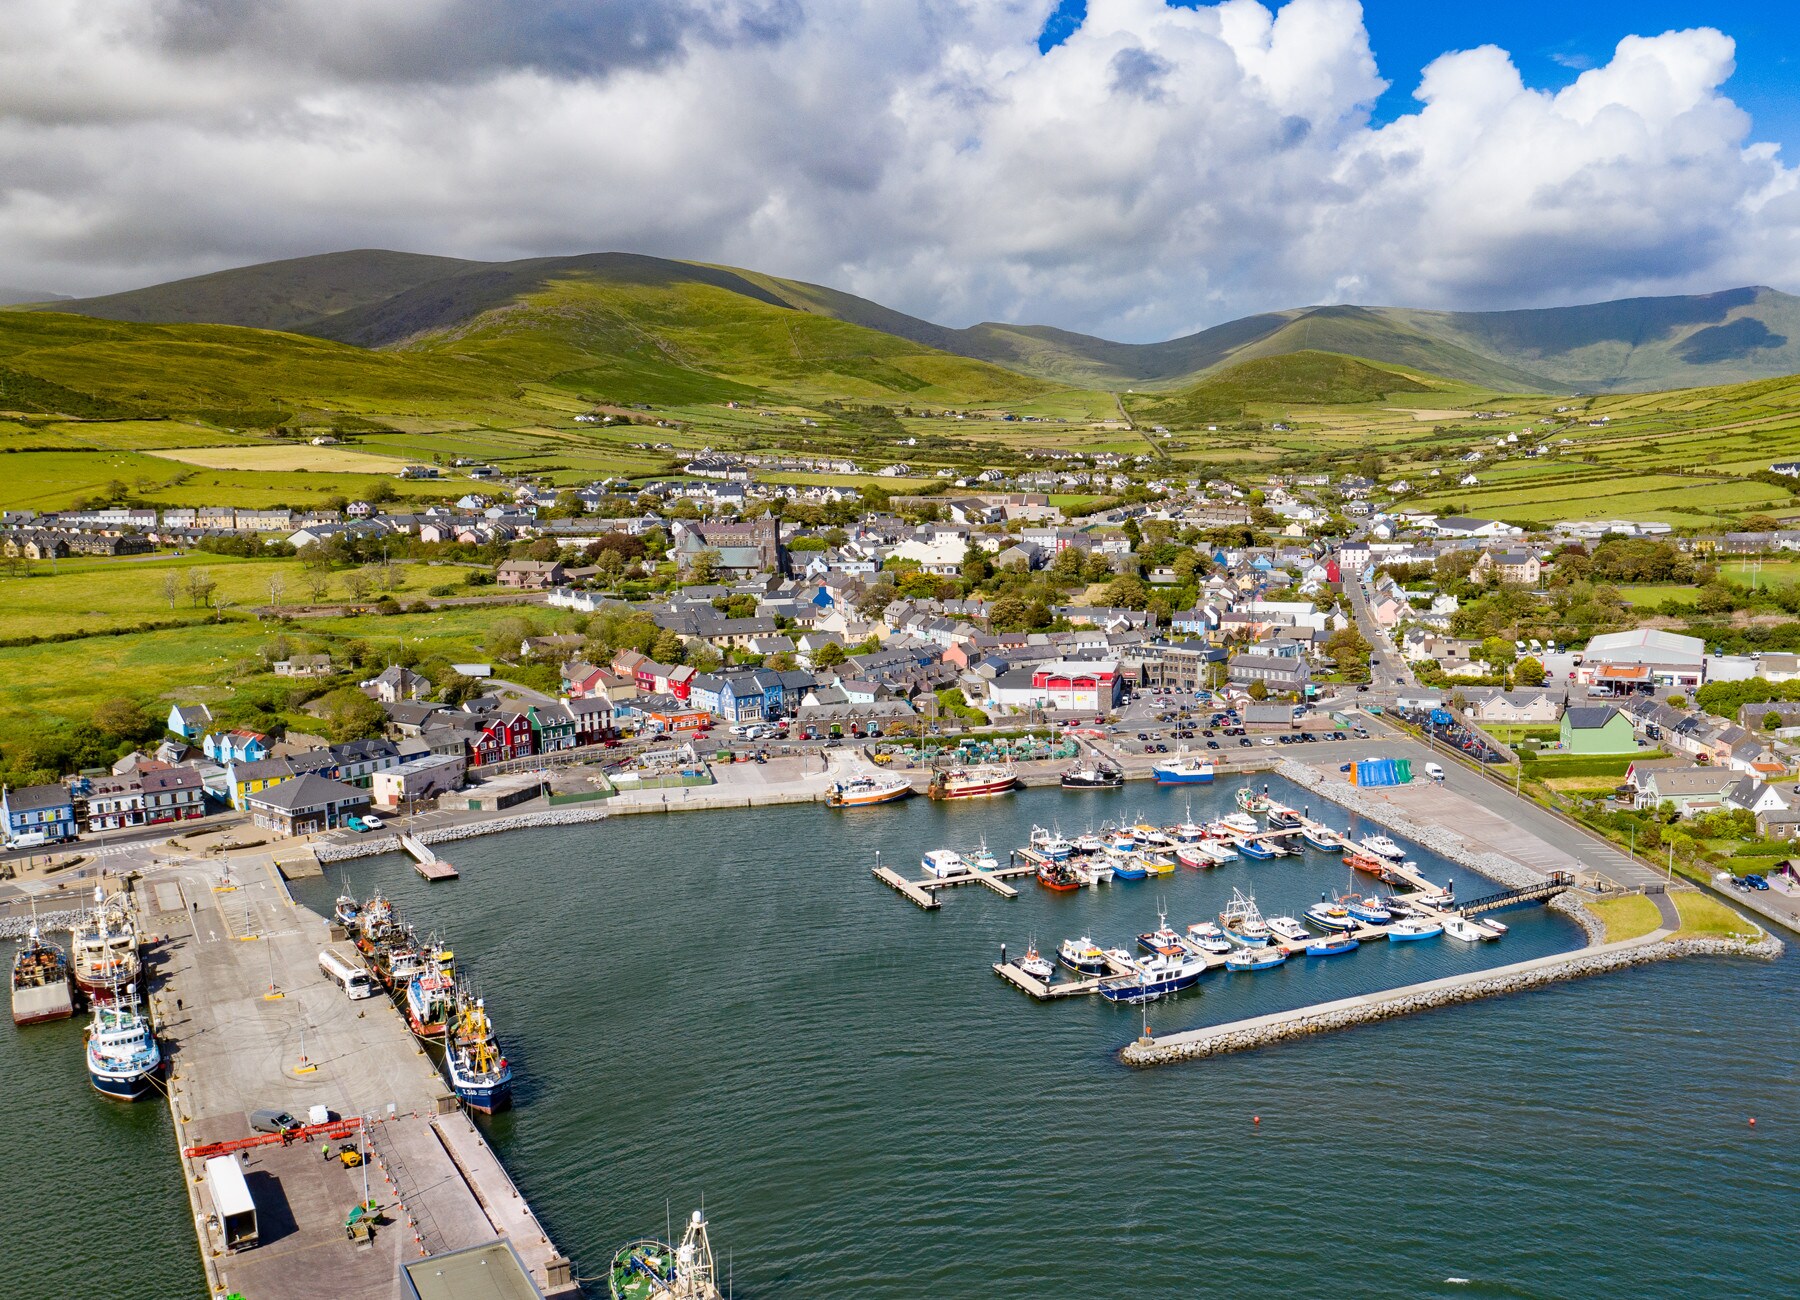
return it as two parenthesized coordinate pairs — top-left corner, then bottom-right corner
(1744, 874), (1770, 891)
(1238, 738), (1252, 747)
(250, 1109), (301, 1135)
(361, 814), (385, 830)
(1206, 740), (1220, 749)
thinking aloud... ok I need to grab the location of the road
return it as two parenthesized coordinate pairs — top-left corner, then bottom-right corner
(1341, 572), (1417, 697)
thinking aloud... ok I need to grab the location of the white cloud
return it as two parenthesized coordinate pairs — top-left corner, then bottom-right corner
(0, 0), (1791, 340)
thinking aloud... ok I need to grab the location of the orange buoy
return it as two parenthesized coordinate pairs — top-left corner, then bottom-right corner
(1252, 1116), (1260, 1125)
(1749, 1117), (1756, 1127)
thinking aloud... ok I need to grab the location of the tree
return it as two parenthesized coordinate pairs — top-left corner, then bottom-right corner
(685, 549), (721, 584)
(812, 640), (849, 668)
(1323, 626), (1371, 683)
(1741, 514), (1780, 532)
(162, 571), (181, 610)
(366, 479), (399, 505)
(960, 543), (992, 588)
(343, 570), (375, 602)
(92, 696), (152, 742)
(305, 567), (331, 602)
(267, 572), (286, 608)
(1103, 573), (1149, 609)
(1247, 678), (1268, 701)
(316, 687), (388, 743)
(1514, 655), (1545, 686)
(1763, 710), (1784, 732)
(651, 628), (686, 664)
(487, 615), (534, 657)
(1667, 693), (1687, 709)
(186, 567), (217, 609)
(988, 596), (1031, 632)
(1478, 636), (1516, 671)
(593, 548), (625, 589)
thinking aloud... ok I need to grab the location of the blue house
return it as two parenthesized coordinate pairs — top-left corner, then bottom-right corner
(717, 675), (766, 722)
(2, 783), (78, 844)
(168, 703), (212, 740)
(686, 673), (725, 718)
(203, 730), (270, 764)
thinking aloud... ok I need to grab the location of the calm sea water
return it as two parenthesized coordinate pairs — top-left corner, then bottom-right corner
(7, 776), (1796, 1297)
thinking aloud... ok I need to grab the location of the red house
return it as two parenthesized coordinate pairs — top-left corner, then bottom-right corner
(1325, 559), (1342, 584)
(471, 712), (535, 767)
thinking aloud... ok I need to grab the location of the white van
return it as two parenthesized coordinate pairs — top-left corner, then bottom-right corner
(318, 950), (376, 1000)
(1424, 761), (1445, 782)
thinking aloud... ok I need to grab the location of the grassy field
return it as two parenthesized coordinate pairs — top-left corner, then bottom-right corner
(1587, 894), (1662, 943)
(0, 553), (468, 639)
(1673, 890), (1757, 937)
(145, 445), (413, 473)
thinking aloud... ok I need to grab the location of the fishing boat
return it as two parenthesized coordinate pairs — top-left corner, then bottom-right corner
(609, 1208), (723, 1300)
(1061, 761), (1124, 789)
(1140, 826), (1175, 850)
(1306, 935), (1360, 957)
(1184, 922), (1233, 955)
(1036, 859), (1082, 891)
(1213, 813), (1260, 837)
(966, 841), (1000, 872)
(406, 970), (457, 1037)
(1030, 826), (1075, 860)
(1387, 918), (1444, 942)
(1301, 825), (1342, 852)
(921, 849), (967, 879)
(1175, 843), (1221, 869)
(333, 887), (361, 929)
(1169, 804), (1207, 843)
(1444, 916), (1499, 942)
(374, 938), (427, 992)
(1234, 787), (1271, 814)
(1265, 805), (1302, 830)
(825, 774), (913, 807)
(1224, 945), (1286, 971)
(70, 886), (140, 1006)
(1219, 889), (1271, 946)
(1359, 834), (1407, 863)
(1109, 854), (1148, 881)
(1098, 951), (1207, 1003)
(1304, 899), (1357, 931)
(1058, 936), (1110, 975)
(84, 992), (160, 1100)
(1151, 751), (1215, 785)
(1084, 856), (1115, 884)
(1073, 830), (1105, 855)
(1266, 915), (1310, 943)
(12, 921), (73, 1025)
(1344, 849), (1401, 881)
(1103, 824), (1136, 852)
(1137, 912), (1186, 957)
(926, 762), (1017, 800)
(1342, 894), (1392, 925)
(1019, 941), (1056, 982)
(1135, 852), (1176, 877)
(356, 890), (397, 954)
(1238, 838), (1276, 861)
(445, 989), (513, 1114)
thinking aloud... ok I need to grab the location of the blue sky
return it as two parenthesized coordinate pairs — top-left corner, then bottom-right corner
(1041, 0), (1800, 155)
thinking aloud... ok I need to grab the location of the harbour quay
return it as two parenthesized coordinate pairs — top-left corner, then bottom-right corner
(139, 853), (575, 1299)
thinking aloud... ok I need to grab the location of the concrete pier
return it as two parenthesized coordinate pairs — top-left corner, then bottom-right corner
(139, 855), (576, 1298)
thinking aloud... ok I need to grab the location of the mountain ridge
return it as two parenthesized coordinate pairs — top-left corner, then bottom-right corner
(23, 250), (1800, 394)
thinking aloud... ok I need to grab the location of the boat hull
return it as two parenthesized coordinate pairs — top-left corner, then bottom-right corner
(1388, 925), (1444, 942)
(89, 1065), (157, 1101)
(1301, 831), (1341, 851)
(1306, 939), (1360, 957)
(1152, 767), (1214, 785)
(449, 1071), (513, 1114)
(827, 784), (913, 807)
(1238, 842), (1275, 860)
(1061, 774), (1123, 789)
(927, 778), (1017, 800)
(1099, 970), (1203, 1003)
(12, 982), (75, 1025)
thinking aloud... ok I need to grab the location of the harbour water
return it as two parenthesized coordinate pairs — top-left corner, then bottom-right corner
(7, 775), (1796, 1297)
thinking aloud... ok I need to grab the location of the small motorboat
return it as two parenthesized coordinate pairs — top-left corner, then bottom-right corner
(1444, 916), (1499, 942)
(921, 849), (967, 879)
(1343, 895), (1392, 925)
(1266, 916), (1310, 943)
(1137, 912), (1186, 958)
(1359, 834), (1407, 863)
(1036, 860), (1082, 892)
(1304, 900), (1357, 931)
(1214, 813), (1260, 837)
(1206, 839), (1239, 860)
(1058, 937), (1108, 974)
(1184, 922), (1233, 955)
(1234, 787), (1272, 814)
(1474, 914), (1507, 935)
(1135, 852), (1177, 876)
(1224, 945), (1286, 971)
(1238, 839), (1276, 860)
(1020, 942), (1056, 981)
(1085, 857), (1115, 884)
(1176, 844), (1221, 869)
(967, 839), (1000, 872)
(1170, 805), (1206, 843)
(1073, 831), (1105, 855)
(1387, 918), (1444, 942)
(1030, 825), (1074, 860)
(1306, 935), (1360, 958)
(1266, 807), (1301, 830)
(1301, 826), (1342, 852)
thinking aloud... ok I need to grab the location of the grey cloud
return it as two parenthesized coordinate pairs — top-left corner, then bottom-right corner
(1108, 46), (1172, 102)
(149, 0), (802, 83)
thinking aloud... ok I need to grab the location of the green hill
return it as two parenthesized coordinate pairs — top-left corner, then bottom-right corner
(1133, 351), (1433, 424)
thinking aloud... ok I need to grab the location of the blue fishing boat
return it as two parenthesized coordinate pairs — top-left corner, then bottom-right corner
(1238, 838), (1276, 860)
(1109, 855), (1148, 881)
(1137, 911), (1186, 957)
(1304, 899), (1357, 931)
(1219, 889), (1272, 946)
(444, 989), (513, 1114)
(1306, 935), (1360, 957)
(1152, 750), (1214, 785)
(85, 993), (160, 1101)
(1098, 952), (1207, 1003)
(1301, 826), (1342, 852)
(1342, 895), (1392, 925)
(1386, 918), (1444, 942)
(1223, 945), (1286, 971)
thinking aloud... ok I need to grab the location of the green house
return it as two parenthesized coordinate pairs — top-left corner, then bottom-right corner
(1560, 705), (1639, 755)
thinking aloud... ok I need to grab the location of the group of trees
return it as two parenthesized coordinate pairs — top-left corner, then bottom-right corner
(1693, 676), (1800, 720)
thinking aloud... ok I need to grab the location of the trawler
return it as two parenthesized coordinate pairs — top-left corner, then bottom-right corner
(610, 1209), (723, 1300)
(12, 921), (73, 1025)
(926, 761), (1017, 800)
(824, 774), (913, 807)
(70, 885), (140, 1005)
(445, 988), (513, 1113)
(85, 990), (160, 1101)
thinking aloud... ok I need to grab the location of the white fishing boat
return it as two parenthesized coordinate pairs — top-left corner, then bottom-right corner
(1266, 915), (1310, 943)
(1058, 936), (1109, 975)
(1359, 834), (1407, 863)
(1073, 830), (1105, 855)
(1219, 889), (1272, 946)
(966, 840), (1000, 872)
(1019, 940), (1056, 981)
(1184, 922), (1233, 955)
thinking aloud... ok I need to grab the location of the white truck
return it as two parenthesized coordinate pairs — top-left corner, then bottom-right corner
(1424, 761), (1445, 782)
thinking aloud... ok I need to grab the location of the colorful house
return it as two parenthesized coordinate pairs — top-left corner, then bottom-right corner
(227, 758), (295, 811)
(1560, 705), (1639, 755)
(2, 783), (77, 844)
(471, 713), (536, 767)
(167, 703), (213, 740)
(204, 730), (269, 764)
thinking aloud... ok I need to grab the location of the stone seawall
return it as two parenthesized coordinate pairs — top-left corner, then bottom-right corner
(1120, 929), (1781, 1068)
(314, 805), (614, 863)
